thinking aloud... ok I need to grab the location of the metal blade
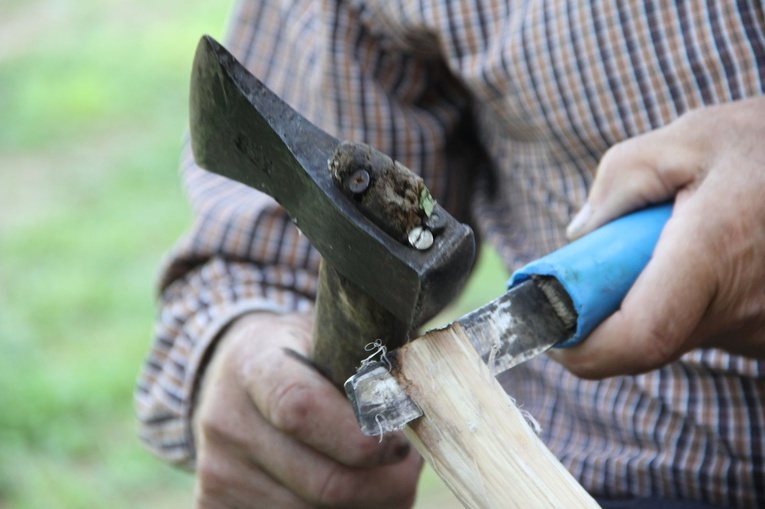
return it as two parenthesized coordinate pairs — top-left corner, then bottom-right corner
(345, 279), (575, 435)
(345, 361), (423, 436)
(460, 279), (573, 376)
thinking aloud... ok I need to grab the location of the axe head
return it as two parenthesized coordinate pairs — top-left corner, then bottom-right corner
(189, 35), (475, 328)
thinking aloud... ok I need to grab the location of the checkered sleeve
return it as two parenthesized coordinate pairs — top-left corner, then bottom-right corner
(134, 0), (480, 468)
(134, 143), (321, 468)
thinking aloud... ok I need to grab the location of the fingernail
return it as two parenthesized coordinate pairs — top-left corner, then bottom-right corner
(381, 436), (411, 465)
(566, 203), (592, 240)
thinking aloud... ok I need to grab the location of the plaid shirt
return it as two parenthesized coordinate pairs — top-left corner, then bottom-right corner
(135, 0), (765, 505)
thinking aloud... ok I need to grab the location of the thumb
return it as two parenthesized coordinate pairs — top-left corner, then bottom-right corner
(566, 122), (704, 240)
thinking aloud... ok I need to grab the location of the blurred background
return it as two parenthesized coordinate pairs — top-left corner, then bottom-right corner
(0, 0), (506, 507)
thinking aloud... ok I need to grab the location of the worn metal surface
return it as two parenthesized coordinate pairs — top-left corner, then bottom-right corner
(189, 35), (475, 330)
(189, 36), (475, 385)
(460, 278), (573, 375)
(345, 360), (423, 436)
(346, 279), (576, 435)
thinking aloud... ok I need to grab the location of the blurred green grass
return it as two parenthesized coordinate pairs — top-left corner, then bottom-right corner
(0, 1), (507, 507)
(0, 0), (232, 506)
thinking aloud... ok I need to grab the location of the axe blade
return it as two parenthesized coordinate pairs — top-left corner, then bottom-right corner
(189, 35), (475, 328)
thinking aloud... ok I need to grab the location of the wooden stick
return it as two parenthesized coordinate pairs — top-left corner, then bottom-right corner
(394, 323), (599, 508)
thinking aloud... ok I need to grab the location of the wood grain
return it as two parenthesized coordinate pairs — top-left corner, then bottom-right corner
(394, 323), (599, 509)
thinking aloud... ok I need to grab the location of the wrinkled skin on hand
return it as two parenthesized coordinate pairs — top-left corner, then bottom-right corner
(554, 96), (765, 379)
(193, 312), (422, 508)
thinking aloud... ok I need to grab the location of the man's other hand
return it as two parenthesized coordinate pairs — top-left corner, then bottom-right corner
(557, 96), (765, 378)
(193, 312), (422, 508)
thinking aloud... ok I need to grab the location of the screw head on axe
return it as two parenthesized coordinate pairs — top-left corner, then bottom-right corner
(189, 35), (474, 331)
(189, 36), (475, 386)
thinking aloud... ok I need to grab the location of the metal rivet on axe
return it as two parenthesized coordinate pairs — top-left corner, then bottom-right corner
(408, 226), (434, 250)
(348, 169), (370, 194)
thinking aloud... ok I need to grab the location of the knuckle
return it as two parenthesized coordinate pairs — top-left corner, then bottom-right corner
(639, 325), (680, 370)
(387, 486), (418, 509)
(676, 106), (705, 127)
(593, 142), (635, 197)
(339, 433), (388, 467)
(314, 465), (355, 507)
(195, 460), (229, 501)
(267, 380), (315, 434)
(565, 362), (600, 380)
(599, 140), (629, 172)
(311, 466), (416, 509)
(559, 352), (607, 380)
(196, 407), (220, 434)
(555, 318), (684, 379)
(316, 468), (349, 507)
(197, 410), (234, 445)
(196, 403), (255, 453)
(349, 438), (383, 465)
(241, 345), (281, 391)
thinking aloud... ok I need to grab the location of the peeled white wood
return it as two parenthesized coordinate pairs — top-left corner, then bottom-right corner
(395, 323), (600, 509)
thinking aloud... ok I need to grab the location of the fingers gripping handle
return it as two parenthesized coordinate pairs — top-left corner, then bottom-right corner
(508, 204), (673, 347)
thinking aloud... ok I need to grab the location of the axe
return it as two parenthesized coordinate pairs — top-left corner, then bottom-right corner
(189, 35), (671, 507)
(188, 35), (474, 387)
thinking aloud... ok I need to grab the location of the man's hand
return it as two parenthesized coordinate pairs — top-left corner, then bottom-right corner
(554, 96), (765, 378)
(193, 312), (422, 508)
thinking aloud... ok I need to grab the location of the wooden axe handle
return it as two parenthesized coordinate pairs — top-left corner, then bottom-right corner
(311, 263), (409, 387)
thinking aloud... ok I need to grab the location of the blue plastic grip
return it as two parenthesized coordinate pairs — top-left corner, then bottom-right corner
(508, 204), (673, 347)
